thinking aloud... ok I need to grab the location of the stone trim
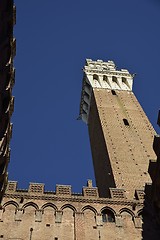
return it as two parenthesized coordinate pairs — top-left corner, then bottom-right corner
(4, 193), (144, 207)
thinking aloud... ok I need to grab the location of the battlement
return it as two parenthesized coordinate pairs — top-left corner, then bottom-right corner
(1, 179), (144, 239)
(5, 180), (99, 198)
(84, 59), (133, 91)
(80, 59), (134, 124)
(4, 180), (145, 203)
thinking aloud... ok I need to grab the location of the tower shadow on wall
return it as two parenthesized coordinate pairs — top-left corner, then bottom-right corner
(142, 111), (160, 240)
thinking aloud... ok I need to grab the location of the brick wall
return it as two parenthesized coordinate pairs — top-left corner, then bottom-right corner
(0, 181), (144, 240)
(88, 89), (156, 198)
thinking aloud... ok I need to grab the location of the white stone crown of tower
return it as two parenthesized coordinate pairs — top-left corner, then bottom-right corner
(80, 59), (134, 123)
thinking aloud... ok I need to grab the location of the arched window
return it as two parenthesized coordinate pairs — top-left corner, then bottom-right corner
(93, 74), (99, 81)
(122, 77), (127, 84)
(103, 75), (107, 81)
(112, 76), (117, 83)
(102, 209), (115, 222)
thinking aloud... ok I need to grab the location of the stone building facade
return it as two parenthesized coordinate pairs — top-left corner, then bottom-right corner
(1, 180), (144, 240)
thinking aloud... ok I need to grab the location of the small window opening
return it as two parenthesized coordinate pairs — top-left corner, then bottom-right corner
(111, 90), (116, 95)
(112, 76), (117, 83)
(132, 203), (136, 211)
(93, 74), (99, 81)
(46, 224), (50, 227)
(20, 197), (24, 203)
(103, 75), (107, 81)
(102, 209), (115, 222)
(0, 235), (3, 238)
(55, 238), (58, 240)
(123, 118), (129, 126)
(122, 77), (127, 83)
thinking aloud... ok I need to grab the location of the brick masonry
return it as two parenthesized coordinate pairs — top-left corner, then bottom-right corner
(88, 89), (156, 198)
(0, 181), (144, 240)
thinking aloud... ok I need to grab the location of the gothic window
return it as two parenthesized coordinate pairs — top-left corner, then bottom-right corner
(102, 209), (115, 222)
(122, 77), (127, 84)
(103, 75), (107, 81)
(93, 74), (99, 81)
(112, 76), (117, 83)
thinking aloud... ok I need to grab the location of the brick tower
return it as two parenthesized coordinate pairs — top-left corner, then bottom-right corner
(80, 59), (156, 199)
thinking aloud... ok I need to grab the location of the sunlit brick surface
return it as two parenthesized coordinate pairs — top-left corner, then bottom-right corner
(88, 89), (156, 198)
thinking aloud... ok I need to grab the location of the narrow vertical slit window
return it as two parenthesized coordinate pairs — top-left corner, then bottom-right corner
(20, 197), (24, 203)
(123, 118), (129, 126)
(103, 75), (107, 81)
(111, 90), (116, 95)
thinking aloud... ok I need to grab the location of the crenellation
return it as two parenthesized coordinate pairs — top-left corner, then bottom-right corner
(85, 58), (116, 72)
(83, 187), (99, 198)
(135, 189), (145, 201)
(3, 181), (143, 203)
(56, 185), (71, 196)
(6, 181), (17, 192)
(29, 183), (44, 194)
(110, 188), (126, 199)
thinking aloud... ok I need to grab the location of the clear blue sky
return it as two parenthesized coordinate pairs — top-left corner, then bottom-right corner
(9, 0), (160, 192)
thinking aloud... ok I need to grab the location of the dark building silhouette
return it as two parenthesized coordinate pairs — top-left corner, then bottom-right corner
(0, 0), (15, 202)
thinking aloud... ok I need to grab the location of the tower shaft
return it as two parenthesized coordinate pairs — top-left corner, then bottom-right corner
(80, 59), (156, 198)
